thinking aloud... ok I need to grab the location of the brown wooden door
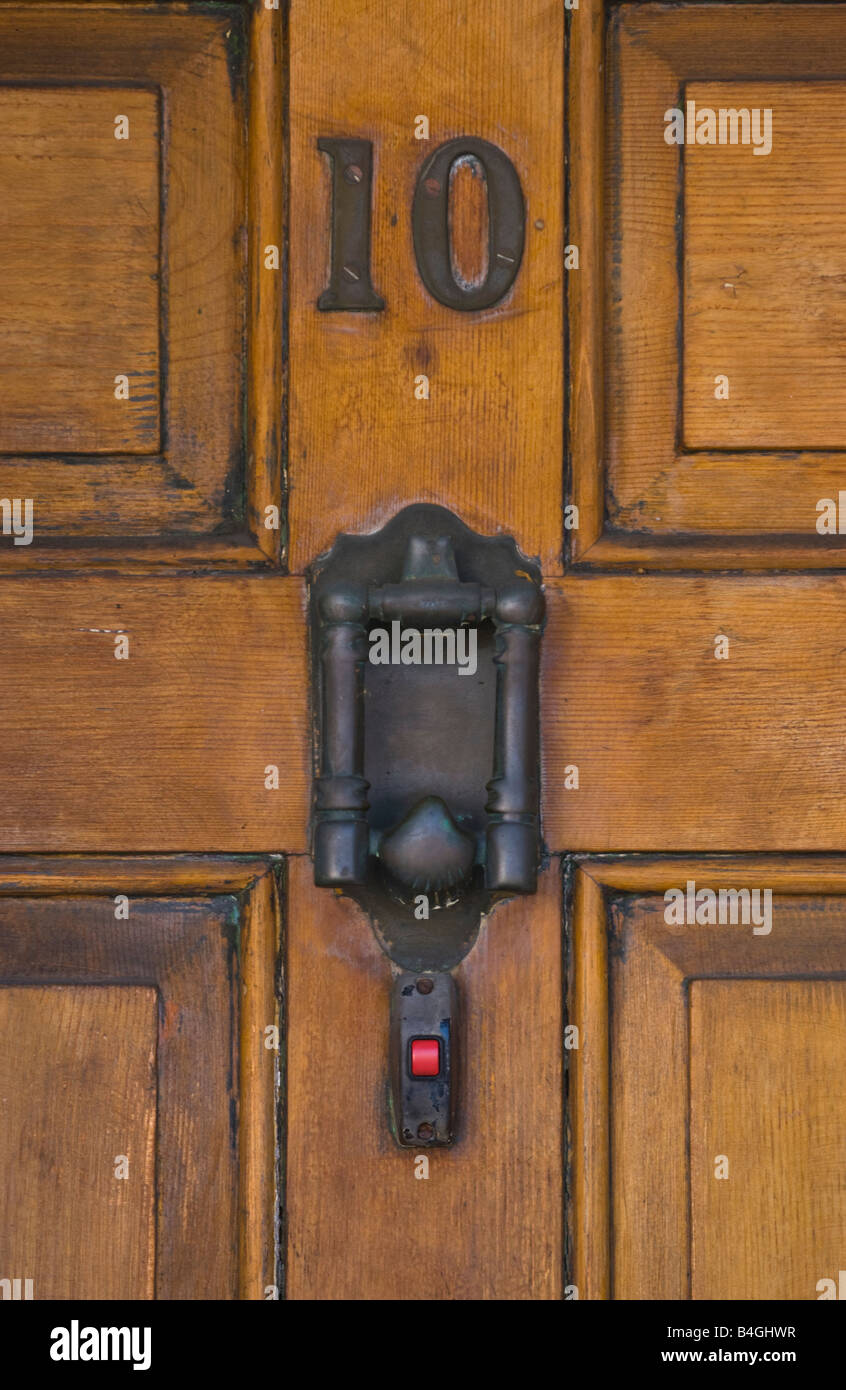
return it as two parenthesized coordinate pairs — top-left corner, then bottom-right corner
(1, 0), (845, 1304)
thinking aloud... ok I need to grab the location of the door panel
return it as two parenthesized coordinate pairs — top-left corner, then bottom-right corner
(690, 979), (846, 1301)
(0, 85), (161, 456)
(571, 859), (846, 1300)
(683, 81), (846, 451)
(572, 1), (846, 567)
(0, 2), (280, 568)
(1, 984), (157, 1300)
(0, 859), (279, 1299)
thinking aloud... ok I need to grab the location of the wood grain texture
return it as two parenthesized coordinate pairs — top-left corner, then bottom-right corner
(567, 0), (605, 560)
(572, 1), (846, 567)
(0, 5), (246, 547)
(0, 576), (308, 851)
(287, 0), (564, 574)
(238, 863), (281, 1299)
(0, 86), (160, 454)
(684, 82), (846, 450)
(608, 888), (688, 1300)
(0, 862), (278, 1300)
(690, 979), (846, 1301)
(0, 534), (279, 576)
(568, 864), (609, 1300)
(247, 2), (285, 564)
(571, 859), (846, 1299)
(0, 985), (157, 1300)
(0, 856), (272, 897)
(285, 856), (563, 1300)
(542, 575), (846, 850)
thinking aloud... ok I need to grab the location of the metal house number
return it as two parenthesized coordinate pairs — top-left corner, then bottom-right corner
(317, 135), (526, 313)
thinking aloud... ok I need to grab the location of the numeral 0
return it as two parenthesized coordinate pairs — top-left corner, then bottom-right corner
(317, 135), (526, 314)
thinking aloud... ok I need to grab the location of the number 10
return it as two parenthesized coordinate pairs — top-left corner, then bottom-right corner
(317, 135), (526, 314)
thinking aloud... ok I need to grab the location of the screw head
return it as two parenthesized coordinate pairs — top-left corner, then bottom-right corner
(417, 1122), (435, 1142)
(423, 177), (441, 197)
(344, 164), (363, 184)
(416, 977), (434, 995)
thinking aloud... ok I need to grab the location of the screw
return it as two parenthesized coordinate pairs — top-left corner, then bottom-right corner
(417, 1122), (435, 1141)
(344, 164), (363, 184)
(535, 218), (545, 230)
(416, 977), (434, 994)
(423, 177), (441, 197)
(342, 265), (360, 282)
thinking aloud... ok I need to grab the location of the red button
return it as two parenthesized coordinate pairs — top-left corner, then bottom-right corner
(410, 1038), (440, 1077)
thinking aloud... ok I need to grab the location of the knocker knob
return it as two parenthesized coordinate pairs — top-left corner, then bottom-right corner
(379, 795), (475, 894)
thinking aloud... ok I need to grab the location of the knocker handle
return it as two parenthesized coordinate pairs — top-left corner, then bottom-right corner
(312, 506), (544, 895)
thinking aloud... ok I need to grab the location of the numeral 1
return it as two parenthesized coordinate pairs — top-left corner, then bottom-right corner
(317, 137), (385, 312)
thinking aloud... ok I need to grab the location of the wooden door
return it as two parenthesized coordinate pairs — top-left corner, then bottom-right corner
(1, 0), (845, 1304)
